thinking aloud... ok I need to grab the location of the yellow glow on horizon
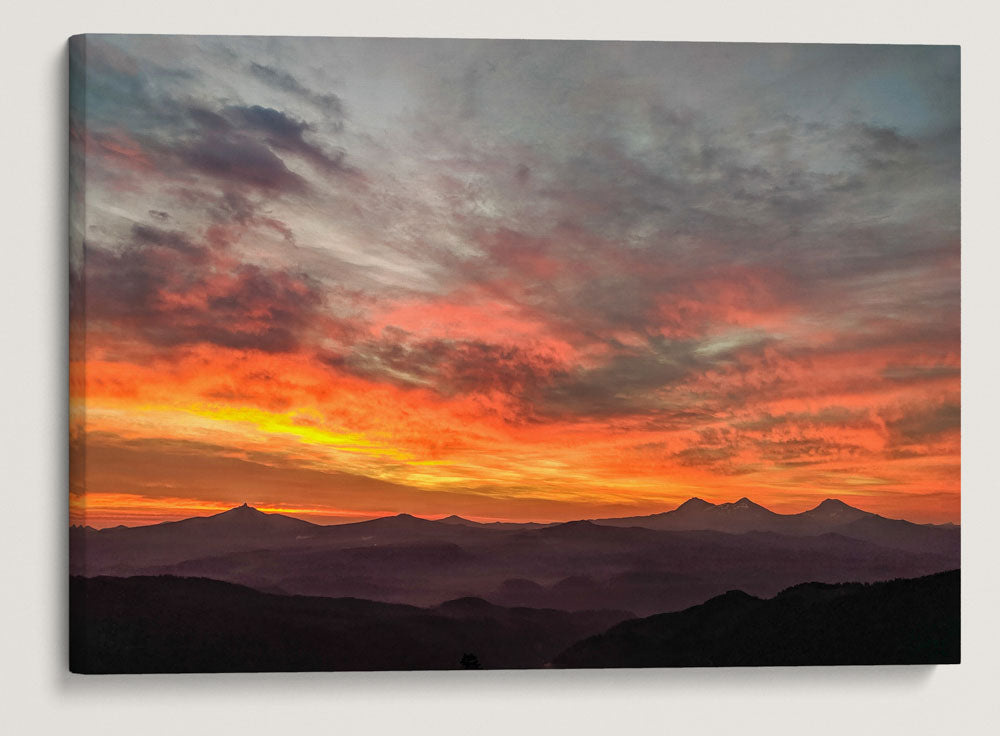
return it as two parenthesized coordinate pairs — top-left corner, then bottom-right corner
(177, 403), (419, 460)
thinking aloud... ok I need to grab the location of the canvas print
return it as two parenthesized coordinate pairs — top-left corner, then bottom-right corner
(68, 35), (960, 672)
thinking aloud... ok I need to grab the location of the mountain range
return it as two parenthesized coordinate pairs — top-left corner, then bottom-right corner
(594, 497), (959, 553)
(71, 497), (959, 615)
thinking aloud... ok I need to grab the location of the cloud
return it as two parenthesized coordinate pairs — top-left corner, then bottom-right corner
(224, 105), (350, 175)
(159, 104), (356, 194)
(248, 62), (346, 119)
(130, 224), (204, 258)
(536, 337), (709, 419)
(175, 133), (309, 193)
(84, 223), (329, 354)
(885, 402), (960, 446)
(324, 330), (564, 402)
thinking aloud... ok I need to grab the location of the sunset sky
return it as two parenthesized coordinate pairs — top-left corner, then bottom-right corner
(69, 37), (960, 527)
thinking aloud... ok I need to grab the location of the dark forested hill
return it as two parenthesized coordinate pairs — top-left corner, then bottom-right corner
(553, 569), (959, 668)
(69, 575), (631, 673)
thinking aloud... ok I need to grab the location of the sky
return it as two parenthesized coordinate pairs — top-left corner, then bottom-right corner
(69, 36), (960, 527)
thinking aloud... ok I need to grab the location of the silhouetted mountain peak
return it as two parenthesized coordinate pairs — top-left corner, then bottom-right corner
(437, 596), (497, 613)
(437, 514), (475, 525)
(675, 497), (715, 512)
(717, 497), (769, 513)
(215, 503), (266, 518)
(197, 504), (319, 534)
(802, 498), (871, 521)
(542, 520), (602, 536)
(361, 512), (437, 528)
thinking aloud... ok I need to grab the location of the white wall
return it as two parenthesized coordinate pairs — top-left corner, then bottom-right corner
(2, 2), (997, 734)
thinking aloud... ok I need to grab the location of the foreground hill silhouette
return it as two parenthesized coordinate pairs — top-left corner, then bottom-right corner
(69, 575), (630, 673)
(554, 570), (959, 668)
(71, 499), (959, 615)
(70, 570), (958, 671)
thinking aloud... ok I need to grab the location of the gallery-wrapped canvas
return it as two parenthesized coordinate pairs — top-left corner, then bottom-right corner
(68, 35), (960, 672)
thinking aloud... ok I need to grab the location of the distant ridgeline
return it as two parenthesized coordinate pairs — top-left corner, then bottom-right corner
(70, 498), (960, 671)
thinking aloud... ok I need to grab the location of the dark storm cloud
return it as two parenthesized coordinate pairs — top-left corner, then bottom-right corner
(669, 428), (755, 475)
(881, 364), (961, 383)
(175, 133), (309, 193)
(886, 403), (961, 446)
(248, 62), (347, 119)
(186, 106), (232, 132)
(325, 330), (563, 399)
(216, 190), (258, 224)
(848, 122), (919, 168)
(537, 337), (710, 418)
(76, 44), (355, 197)
(158, 103), (355, 193)
(669, 412), (876, 473)
(672, 446), (740, 466)
(224, 105), (350, 174)
(84, 224), (328, 354)
(130, 224), (204, 258)
(732, 407), (876, 434)
(753, 437), (869, 464)
(325, 321), (766, 422)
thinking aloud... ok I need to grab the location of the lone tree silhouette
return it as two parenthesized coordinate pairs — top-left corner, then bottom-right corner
(460, 653), (481, 669)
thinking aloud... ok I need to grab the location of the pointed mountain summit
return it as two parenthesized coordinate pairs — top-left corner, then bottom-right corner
(596, 496), (795, 533)
(716, 497), (773, 514)
(214, 502), (266, 518)
(69, 503), (321, 574)
(541, 519), (622, 540)
(799, 498), (872, 523)
(354, 512), (441, 530)
(591, 495), (959, 554)
(674, 497), (716, 513)
(178, 503), (321, 537)
(434, 514), (551, 530)
(436, 514), (476, 525)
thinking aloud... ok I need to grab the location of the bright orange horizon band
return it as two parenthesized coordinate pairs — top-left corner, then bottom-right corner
(69, 300), (960, 527)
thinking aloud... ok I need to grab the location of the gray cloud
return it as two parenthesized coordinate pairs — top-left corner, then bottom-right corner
(175, 133), (309, 193)
(886, 403), (961, 446)
(224, 105), (351, 175)
(84, 223), (329, 354)
(249, 62), (346, 120)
